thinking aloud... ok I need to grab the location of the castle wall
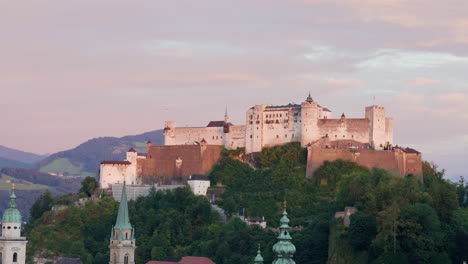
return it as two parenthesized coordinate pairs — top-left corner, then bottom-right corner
(99, 162), (137, 189)
(166, 126), (225, 145)
(137, 145), (221, 183)
(224, 125), (246, 149)
(306, 147), (423, 179)
(317, 118), (370, 143)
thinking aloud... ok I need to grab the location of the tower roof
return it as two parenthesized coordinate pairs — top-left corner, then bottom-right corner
(2, 186), (22, 223)
(306, 92), (314, 103)
(114, 182), (132, 229)
(128, 148), (137, 153)
(272, 201), (296, 264)
(254, 244), (264, 263)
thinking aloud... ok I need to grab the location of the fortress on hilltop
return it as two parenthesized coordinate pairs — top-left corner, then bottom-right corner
(99, 94), (422, 189)
(164, 93), (394, 153)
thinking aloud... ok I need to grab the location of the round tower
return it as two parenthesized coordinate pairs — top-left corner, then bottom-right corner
(0, 186), (27, 264)
(301, 93), (319, 147)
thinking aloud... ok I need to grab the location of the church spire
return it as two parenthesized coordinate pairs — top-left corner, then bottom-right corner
(254, 244), (264, 264)
(272, 201), (296, 264)
(114, 182), (132, 229)
(306, 92), (314, 103)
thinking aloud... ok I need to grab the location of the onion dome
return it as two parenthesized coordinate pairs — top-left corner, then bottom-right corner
(272, 202), (296, 264)
(2, 187), (22, 223)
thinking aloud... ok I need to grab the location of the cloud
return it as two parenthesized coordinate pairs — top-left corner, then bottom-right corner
(356, 49), (468, 70)
(403, 77), (440, 86)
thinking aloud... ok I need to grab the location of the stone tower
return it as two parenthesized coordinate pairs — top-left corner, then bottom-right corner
(301, 93), (319, 147)
(254, 244), (264, 264)
(365, 105), (389, 149)
(0, 187), (27, 264)
(163, 121), (177, 145)
(272, 202), (296, 264)
(109, 182), (136, 264)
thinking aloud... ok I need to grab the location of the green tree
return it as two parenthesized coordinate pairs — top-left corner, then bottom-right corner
(348, 212), (377, 250)
(80, 176), (98, 197)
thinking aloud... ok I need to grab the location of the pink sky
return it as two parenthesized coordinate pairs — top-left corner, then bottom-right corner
(1, 0), (467, 179)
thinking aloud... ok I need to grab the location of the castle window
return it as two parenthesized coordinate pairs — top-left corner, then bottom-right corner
(7, 226), (11, 229)
(220, 136), (222, 139)
(14, 226), (17, 229)
(250, 135), (252, 138)
(335, 135), (337, 138)
(13, 253), (17, 263)
(124, 254), (129, 264)
(212, 136), (214, 140)
(276, 135), (279, 138)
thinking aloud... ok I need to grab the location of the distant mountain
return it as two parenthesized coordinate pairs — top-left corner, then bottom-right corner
(0, 156), (32, 169)
(36, 130), (164, 177)
(0, 145), (47, 164)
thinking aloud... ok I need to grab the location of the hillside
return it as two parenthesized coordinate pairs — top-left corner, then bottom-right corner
(0, 145), (46, 164)
(0, 156), (32, 169)
(0, 167), (82, 221)
(36, 130), (164, 177)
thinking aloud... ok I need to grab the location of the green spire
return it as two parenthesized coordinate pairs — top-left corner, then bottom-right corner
(272, 201), (296, 264)
(254, 244), (264, 264)
(114, 182), (132, 229)
(2, 185), (22, 223)
(110, 225), (114, 241)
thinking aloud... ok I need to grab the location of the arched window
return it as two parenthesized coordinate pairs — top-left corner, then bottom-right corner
(113, 253), (117, 264)
(13, 253), (17, 263)
(124, 254), (129, 264)
(125, 232), (128, 240)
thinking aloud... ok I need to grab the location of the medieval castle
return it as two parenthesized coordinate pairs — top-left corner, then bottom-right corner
(99, 94), (422, 188)
(163, 93), (394, 153)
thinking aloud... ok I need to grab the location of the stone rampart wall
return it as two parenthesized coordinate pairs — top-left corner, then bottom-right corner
(306, 148), (423, 179)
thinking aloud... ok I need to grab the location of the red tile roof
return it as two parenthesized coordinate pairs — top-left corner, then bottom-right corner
(146, 262), (175, 264)
(179, 256), (215, 264)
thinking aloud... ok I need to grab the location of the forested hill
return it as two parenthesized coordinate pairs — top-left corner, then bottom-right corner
(36, 129), (164, 177)
(23, 143), (468, 264)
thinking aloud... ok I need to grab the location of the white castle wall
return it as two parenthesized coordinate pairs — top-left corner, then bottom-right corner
(164, 97), (394, 154)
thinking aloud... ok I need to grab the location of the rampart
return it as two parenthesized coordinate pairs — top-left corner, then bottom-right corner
(137, 144), (221, 183)
(306, 146), (423, 180)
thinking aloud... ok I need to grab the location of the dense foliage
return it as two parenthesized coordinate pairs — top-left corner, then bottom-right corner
(24, 143), (468, 264)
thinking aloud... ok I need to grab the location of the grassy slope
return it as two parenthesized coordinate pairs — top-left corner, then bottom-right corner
(0, 173), (51, 190)
(39, 158), (81, 175)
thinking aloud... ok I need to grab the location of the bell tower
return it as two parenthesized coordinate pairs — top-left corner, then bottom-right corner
(0, 186), (27, 264)
(109, 182), (136, 264)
